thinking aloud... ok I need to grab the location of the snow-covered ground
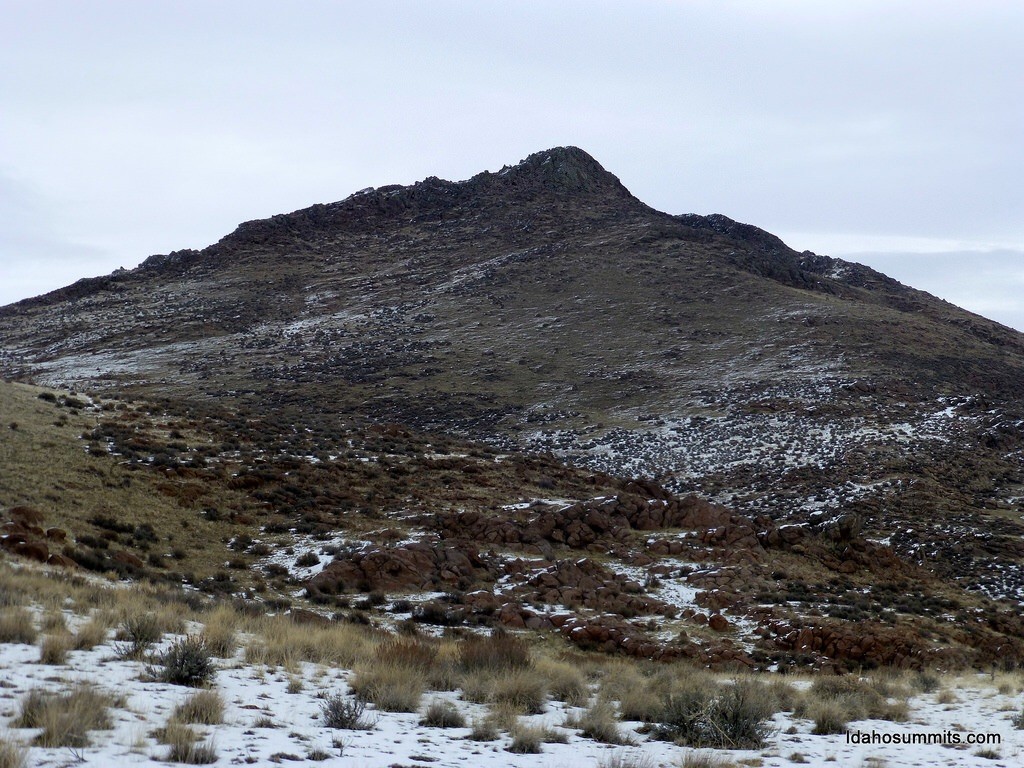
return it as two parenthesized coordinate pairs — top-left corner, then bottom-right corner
(3, 606), (1024, 767)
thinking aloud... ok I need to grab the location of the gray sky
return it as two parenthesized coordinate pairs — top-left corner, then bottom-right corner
(2, 1), (1022, 329)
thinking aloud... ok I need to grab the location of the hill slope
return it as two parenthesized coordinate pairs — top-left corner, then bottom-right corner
(3, 147), (1024, 665)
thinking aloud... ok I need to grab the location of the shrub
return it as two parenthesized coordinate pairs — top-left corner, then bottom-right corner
(801, 675), (907, 723)
(114, 613), (162, 659)
(295, 552), (320, 568)
(0, 609), (37, 645)
(173, 690), (224, 725)
(652, 678), (774, 749)
(320, 694), (374, 730)
(420, 698), (466, 728)
(709, 680), (775, 748)
(157, 636), (215, 686)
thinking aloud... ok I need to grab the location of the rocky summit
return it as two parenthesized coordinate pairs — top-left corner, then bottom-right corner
(3, 146), (1024, 671)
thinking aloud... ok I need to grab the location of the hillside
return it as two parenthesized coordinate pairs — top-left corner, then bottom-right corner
(3, 147), (1024, 671)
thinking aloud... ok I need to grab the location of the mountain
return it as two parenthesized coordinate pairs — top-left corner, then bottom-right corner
(4, 146), (1024, 670)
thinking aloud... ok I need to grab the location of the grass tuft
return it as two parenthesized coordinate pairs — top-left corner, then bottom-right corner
(173, 690), (224, 725)
(15, 684), (115, 748)
(38, 633), (72, 665)
(508, 720), (544, 754)
(419, 698), (466, 728)
(0, 609), (37, 645)
(0, 734), (28, 768)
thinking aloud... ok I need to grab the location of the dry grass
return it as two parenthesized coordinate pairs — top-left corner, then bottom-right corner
(419, 698), (466, 728)
(159, 721), (218, 764)
(349, 657), (427, 712)
(72, 613), (111, 650)
(536, 655), (590, 705)
(173, 690), (225, 725)
(40, 610), (68, 634)
(489, 668), (548, 714)
(199, 604), (239, 658)
(680, 752), (737, 768)
(806, 698), (848, 735)
(425, 640), (461, 692)
(243, 615), (376, 669)
(578, 699), (630, 744)
(38, 633), (72, 665)
(0, 734), (27, 768)
(508, 720), (545, 754)
(597, 751), (658, 768)
(458, 630), (531, 674)
(114, 612), (163, 659)
(467, 715), (500, 741)
(348, 638), (439, 713)
(798, 675), (909, 724)
(0, 608), (37, 645)
(15, 684), (116, 747)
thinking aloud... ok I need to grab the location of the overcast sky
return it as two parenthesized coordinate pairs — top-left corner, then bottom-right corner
(2, 1), (1022, 330)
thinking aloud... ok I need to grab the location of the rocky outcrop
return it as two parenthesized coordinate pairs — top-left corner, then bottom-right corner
(306, 540), (495, 597)
(506, 557), (677, 618)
